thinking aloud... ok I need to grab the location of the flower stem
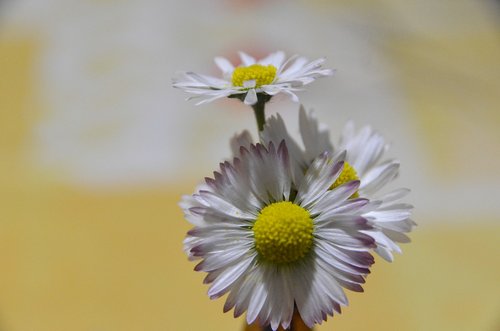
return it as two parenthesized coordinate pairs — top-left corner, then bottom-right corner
(251, 94), (272, 133)
(252, 101), (266, 132)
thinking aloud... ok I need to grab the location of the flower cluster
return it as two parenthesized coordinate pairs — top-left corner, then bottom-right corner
(175, 51), (414, 330)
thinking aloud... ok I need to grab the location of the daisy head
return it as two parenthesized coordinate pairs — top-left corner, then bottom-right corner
(234, 106), (415, 262)
(182, 141), (377, 330)
(173, 51), (333, 106)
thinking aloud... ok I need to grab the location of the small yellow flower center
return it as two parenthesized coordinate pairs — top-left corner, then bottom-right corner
(331, 162), (360, 198)
(253, 201), (314, 264)
(231, 64), (277, 87)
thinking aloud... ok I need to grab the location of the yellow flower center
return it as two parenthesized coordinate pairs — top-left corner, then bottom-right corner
(253, 201), (314, 264)
(331, 162), (360, 198)
(231, 64), (277, 87)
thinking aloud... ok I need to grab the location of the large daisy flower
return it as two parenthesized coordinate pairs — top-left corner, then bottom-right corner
(173, 51), (333, 106)
(181, 141), (377, 330)
(232, 107), (414, 262)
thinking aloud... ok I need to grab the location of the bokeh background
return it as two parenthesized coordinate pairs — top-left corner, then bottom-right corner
(1, 1), (499, 330)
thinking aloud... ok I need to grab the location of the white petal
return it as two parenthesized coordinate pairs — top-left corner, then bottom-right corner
(299, 106), (333, 161)
(295, 155), (343, 208)
(246, 279), (268, 325)
(360, 160), (399, 196)
(310, 180), (360, 215)
(196, 246), (251, 272)
(208, 256), (255, 299)
(377, 188), (411, 204)
(244, 88), (258, 105)
(239, 51), (256, 66)
(259, 51), (285, 68)
(243, 79), (256, 88)
(214, 56), (234, 74)
(196, 191), (255, 219)
(230, 130), (254, 157)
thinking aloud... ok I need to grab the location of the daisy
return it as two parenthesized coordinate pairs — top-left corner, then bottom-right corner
(182, 141), (377, 330)
(232, 107), (414, 262)
(173, 51), (333, 106)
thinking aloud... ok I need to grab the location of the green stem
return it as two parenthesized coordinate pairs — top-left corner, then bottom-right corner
(251, 94), (272, 133)
(229, 92), (271, 133)
(252, 101), (266, 132)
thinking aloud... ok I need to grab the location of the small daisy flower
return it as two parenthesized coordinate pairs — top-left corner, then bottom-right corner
(232, 107), (414, 262)
(173, 51), (333, 106)
(182, 141), (376, 330)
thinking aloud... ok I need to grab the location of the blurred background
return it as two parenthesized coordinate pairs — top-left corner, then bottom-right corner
(1, 0), (499, 330)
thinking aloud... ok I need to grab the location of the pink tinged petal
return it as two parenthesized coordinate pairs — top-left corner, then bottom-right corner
(316, 229), (375, 250)
(188, 207), (244, 225)
(310, 180), (361, 215)
(274, 141), (292, 201)
(315, 241), (371, 276)
(204, 268), (224, 284)
(244, 89), (258, 105)
(315, 257), (365, 294)
(239, 142), (291, 203)
(316, 214), (372, 232)
(276, 273), (294, 330)
(233, 268), (262, 318)
(314, 198), (369, 224)
(295, 155), (344, 208)
(238, 146), (270, 205)
(320, 242), (375, 268)
(210, 161), (262, 214)
(296, 260), (346, 326)
(214, 56), (235, 74)
(246, 281), (268, 325)
(263, 141), (291, 202)
(326, 197), (370, 215)
(195, 191), (254, 219)
(261, 113), (307, 184)
(317, 259), (367, 287)
(207, 257), (255, 299)
(186, 226), (249, 240)
(184, 236), (203, 261)
(363, 230), (401, 259)
(365, 207), (412, 223)
(239, 51), (256, 66)
(222, 271), (251, 313)
(195, 247), (251, 272)
(190, 239), (254, 258)
(291, 265), (319, 327)
(262, 266), (294, 330)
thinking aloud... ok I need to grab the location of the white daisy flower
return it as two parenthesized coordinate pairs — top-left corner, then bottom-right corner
(182, 141), (377, 330)
(232, 107), (414, 262)
(173, 51), (333, 106)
